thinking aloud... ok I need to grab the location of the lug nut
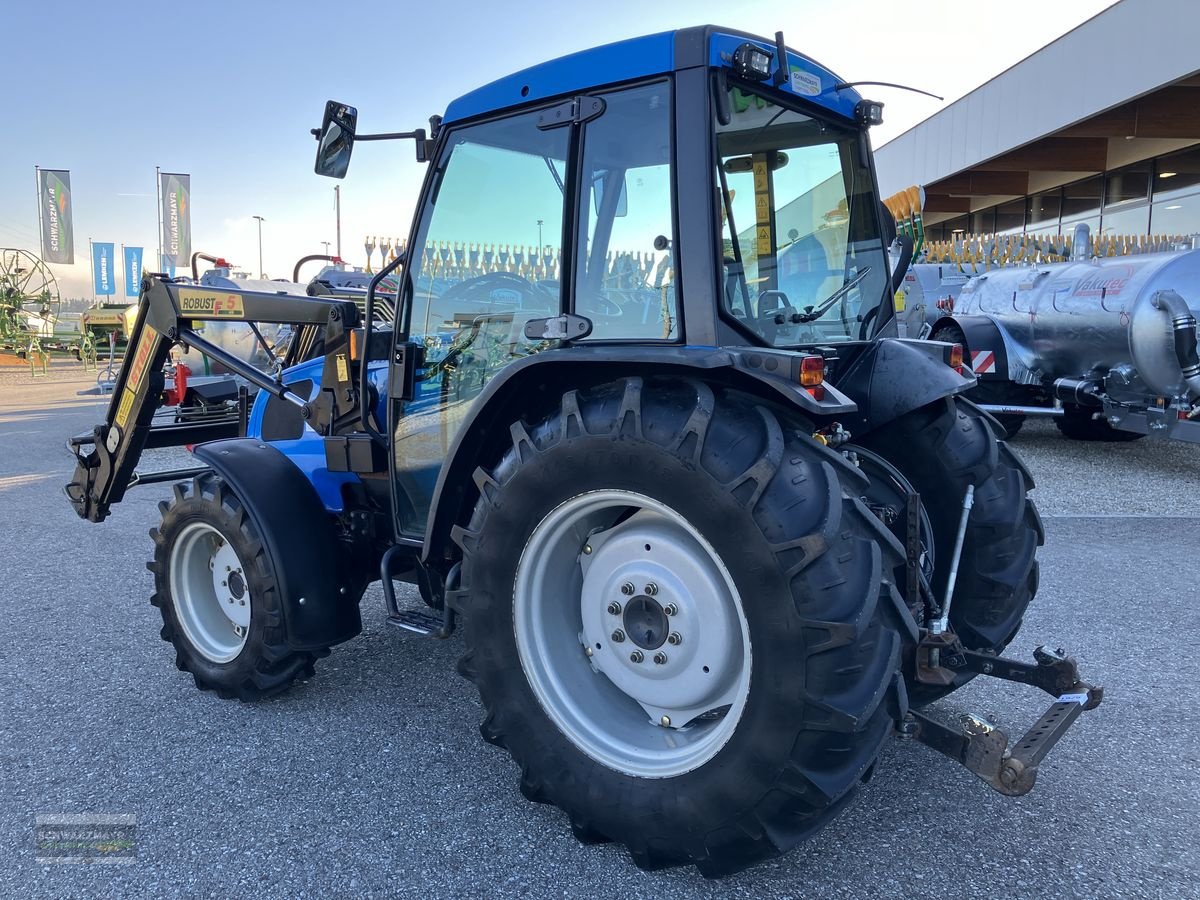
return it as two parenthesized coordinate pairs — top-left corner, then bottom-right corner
(584, 646), (594, 657)
(667, 632), (682, 646)
(660, 715), (671, 727)
(607, 601), (622, 615)
(620, 582), (634, 596)
(644, 583), (658, 596)
(583, 545), (592, 555)
(611, 630), (626, 643)
(664, 603), (678, 616)
(629, 650), (644, 663)
(653, 652), (667, 665)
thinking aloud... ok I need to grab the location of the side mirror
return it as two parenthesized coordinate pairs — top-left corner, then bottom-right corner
(313, 101), (358, 179)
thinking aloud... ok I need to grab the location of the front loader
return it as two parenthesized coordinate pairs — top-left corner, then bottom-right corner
(66, 26), (1100, 877)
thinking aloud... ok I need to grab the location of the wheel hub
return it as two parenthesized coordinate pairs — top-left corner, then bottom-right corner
(623, 595), (667, 650)
(513, 490), (752, 778)
(169, 521), (250, 663)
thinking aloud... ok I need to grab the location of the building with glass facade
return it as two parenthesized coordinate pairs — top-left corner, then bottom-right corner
(874, 0), (1200, 243)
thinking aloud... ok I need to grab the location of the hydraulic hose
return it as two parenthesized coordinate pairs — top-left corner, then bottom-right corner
(1151, 290), (1200, 400)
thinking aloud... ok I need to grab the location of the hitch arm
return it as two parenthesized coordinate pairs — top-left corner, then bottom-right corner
(903, 639), (1103, 796)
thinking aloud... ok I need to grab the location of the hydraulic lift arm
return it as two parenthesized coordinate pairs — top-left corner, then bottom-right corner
(65, 276), (360, 523)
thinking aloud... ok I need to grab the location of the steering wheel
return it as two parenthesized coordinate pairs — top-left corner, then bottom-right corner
(437, 271), (552, 310)
(579, 293), (624, 319)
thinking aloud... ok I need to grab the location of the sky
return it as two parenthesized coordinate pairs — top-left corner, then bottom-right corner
(0, 0), (1118, 300)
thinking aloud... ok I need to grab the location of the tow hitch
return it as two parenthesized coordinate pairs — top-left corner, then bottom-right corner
(901, 637), (1103, 796)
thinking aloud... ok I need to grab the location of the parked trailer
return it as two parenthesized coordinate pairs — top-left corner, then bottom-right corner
(924, 224), (1200, 440)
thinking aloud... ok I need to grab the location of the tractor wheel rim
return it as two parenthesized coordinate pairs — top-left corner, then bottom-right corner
(169, 521), (250, 664)
(514, 490), (752, 778)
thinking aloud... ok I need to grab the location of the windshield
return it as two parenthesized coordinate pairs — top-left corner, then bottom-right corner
(716, 84), (888, 346)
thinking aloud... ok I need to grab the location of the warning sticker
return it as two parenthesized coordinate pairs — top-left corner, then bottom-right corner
(178, 289), (245, 318)
(114, 386), (137, 430)
(756, 226), (773, 256)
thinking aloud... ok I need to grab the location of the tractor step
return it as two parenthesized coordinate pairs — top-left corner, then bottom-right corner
(386, 609), (448, 635)
(901, 639), (1103, 796)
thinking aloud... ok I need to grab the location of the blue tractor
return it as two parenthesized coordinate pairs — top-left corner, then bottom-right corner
(66, 27), (1100, 876)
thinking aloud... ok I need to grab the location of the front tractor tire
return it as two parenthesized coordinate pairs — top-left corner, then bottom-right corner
(148, 474), (325, 700)
(454, 378), (914, 876)
(861, 397), (1043, 705)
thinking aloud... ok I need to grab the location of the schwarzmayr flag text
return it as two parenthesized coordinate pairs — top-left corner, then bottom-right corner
(37, 169), (74, 264)
(159, 172), (191, 266)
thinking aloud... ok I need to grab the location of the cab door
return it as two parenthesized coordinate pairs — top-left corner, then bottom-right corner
(389, 107), (571, 537)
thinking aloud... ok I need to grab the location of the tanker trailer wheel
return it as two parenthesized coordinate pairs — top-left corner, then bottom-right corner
(930, 324), (1024, 439)
(454, 378), (912, 876)
(148, 474), (324, 700)
(1054, 403), (1145, 442)
(860, 397), (1043, 707)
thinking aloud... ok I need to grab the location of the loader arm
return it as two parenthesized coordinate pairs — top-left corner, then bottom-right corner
(65, 275), (360, 523)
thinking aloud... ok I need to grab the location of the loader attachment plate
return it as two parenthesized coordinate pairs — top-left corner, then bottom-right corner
(901, 638), (1103, 797)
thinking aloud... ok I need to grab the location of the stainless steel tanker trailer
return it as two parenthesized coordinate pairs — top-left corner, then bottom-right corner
(916, 224), (1200, 441)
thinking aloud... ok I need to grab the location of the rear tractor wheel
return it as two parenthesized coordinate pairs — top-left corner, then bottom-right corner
(860, 397), (1043, 706)
(149, 474), (325, 700)
(455, 378), (913, 875)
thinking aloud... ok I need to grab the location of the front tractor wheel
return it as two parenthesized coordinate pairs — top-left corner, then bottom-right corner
(149, 474), (324, 700)
(455, 378), (913, 876)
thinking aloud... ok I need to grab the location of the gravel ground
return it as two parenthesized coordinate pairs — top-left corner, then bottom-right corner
(1, 362), (1197, 898)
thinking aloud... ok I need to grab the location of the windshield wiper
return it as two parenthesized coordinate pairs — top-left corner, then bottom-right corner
(795, 267), (872, 323)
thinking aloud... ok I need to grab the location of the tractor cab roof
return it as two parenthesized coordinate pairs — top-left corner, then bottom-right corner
(442, 26), (863, 127)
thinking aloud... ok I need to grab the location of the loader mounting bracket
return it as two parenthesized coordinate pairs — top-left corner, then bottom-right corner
(901, 636), (1103, 797)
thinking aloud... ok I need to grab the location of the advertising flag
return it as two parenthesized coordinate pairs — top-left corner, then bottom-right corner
(37, 169), (75, 264)
(159, 172), (191, 266)
(123, 246), (144, 297)
(93, 242), (116, 296)
(160, 253), (176, 279)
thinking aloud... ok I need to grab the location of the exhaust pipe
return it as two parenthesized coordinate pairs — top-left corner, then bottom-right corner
(1151, 290), (1200, 401)
(1053, 377), (1103, 407)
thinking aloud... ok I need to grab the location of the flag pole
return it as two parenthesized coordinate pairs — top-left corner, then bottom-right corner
(89, 238), (96, 302)
(155, 166), (162, 271)
(34, 166), (44, 259)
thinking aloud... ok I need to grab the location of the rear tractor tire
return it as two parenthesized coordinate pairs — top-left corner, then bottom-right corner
(454, 377), (915, 876)
(861, 397), (1043, 706)
(148, 474), (325, 700)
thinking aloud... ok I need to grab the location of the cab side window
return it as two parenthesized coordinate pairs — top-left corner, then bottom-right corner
(575, 82), (677, 340)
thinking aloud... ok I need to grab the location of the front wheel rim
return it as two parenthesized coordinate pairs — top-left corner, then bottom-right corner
(514, 490), (752, 778)
(169, 521), (250, 664)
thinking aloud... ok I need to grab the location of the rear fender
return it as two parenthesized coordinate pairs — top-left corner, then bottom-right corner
(836, 337), (975, 435)
(192, 439), (362, 650)
(419, 346), (857, 565)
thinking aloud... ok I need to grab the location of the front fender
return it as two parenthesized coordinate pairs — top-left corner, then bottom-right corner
(193, 439), (361, 651)
(835, 338), (975, 435)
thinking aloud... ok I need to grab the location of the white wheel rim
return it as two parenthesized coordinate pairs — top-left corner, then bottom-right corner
(169, 521), (250, 664)
(514, 490), (752, 778)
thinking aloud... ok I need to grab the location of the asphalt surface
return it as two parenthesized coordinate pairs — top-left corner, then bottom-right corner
(1, 362), (1197, 898)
